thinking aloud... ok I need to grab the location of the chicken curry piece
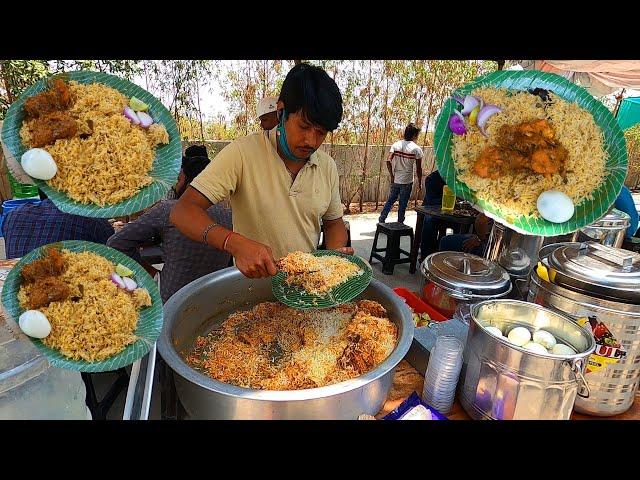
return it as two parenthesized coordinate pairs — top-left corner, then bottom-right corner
(23, 78), (77, 147)
(21, 247), (71, 309)
(473, 119), (568, 179)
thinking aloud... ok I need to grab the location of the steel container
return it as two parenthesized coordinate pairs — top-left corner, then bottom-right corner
(576, 208), (630, 248)
(529, 242), (640, 416)
(157, 267), (414, 420)
(459, 299), (595, 420)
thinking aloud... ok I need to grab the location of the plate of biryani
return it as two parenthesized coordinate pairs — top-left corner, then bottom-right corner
(433, 70), (628, 236)
(272, 250), (373, 310)
(1, 71), (182, 218)
(182, 299), (398, 390)
(1, 240), (163, 372)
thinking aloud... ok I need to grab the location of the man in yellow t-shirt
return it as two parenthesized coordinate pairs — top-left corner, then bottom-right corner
(170, 63), (352, 279)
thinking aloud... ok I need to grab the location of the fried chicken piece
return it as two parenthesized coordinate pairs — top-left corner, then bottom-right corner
(23, 79), (72, 118)
(338, 333), (376, 374)
(21, 247), (67, 284)
(30, 111), (77, 147)
(530, 146), (567, 176)
(356, 300), (387, 318)
(27, 276), (70, 309)
(473, 146), (506, 179)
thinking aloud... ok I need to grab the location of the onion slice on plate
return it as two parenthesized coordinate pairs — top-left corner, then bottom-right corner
(477, 105), (502, 136)
(461, 95), (480, 116)
(137, 111), (154, 128)
(123, 107), (140, 125)
(110, 272), (126, 289)
(448, 113), (467, 135)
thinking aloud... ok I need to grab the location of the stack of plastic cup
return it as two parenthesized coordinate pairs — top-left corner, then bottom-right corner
(422, 335), (464, 414)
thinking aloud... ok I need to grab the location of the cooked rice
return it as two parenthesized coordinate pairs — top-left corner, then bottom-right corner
(20, 81), (169, 206)
(18, 250), (148, 362)
(183, 300), (398, 390)
(278, 251), (363, 296)
(452, 87), (607, 218)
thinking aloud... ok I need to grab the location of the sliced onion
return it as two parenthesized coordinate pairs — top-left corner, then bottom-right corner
(461, 95), (480, 116)
(123, 107), (140, 125)
(477, 105), (502, 136)
(453, 110), (465, 121)
(136, 111), (154, 128)
(452, 95), (465, 106)
(122, 277), (138, 292)
(448, 114), (467, 135)
(110, 272), (126, 289)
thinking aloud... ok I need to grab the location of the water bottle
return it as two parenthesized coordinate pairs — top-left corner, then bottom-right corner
(422, 335), (464, 413)
(441, 185), (456, 213)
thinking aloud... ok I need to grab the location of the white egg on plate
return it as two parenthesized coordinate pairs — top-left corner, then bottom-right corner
(537, 190), (574, 224)
(484, 326), (504, 338)
(533, 330), (557, 350)
(507, 326), (531, 346)
(18, 310), (52, 339)
(21, 148), (58, 180)
(523, 341), (549, 355)
(551, 343), (575, 356)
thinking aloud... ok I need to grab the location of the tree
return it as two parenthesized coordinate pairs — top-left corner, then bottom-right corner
(0, 60), (50, 119)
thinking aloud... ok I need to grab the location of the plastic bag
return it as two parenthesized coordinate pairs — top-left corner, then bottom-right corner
(382, 392), (448, 420)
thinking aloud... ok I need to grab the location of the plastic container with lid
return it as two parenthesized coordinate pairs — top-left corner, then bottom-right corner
(419, 251), (512, 318)
(530, 241), (640, 416)
(0, 315), (88, 420)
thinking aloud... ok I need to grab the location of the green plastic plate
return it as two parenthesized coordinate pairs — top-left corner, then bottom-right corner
(1, 240), (163, 372)
(272, 250), (373, 310)
(433, 70), (628, 236)
(1, 71), (181, 218)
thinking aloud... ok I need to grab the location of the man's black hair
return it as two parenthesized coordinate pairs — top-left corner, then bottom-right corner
(184, 144), (208, 158)
(278, 63), (343, 132)
(404, 123), (420, 141)
(183, 156), (210, 183)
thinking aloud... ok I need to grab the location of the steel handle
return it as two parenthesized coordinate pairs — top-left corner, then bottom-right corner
(570, 360), (591, 399)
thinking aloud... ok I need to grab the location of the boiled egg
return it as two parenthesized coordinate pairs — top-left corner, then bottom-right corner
(537, 190), (574, 223)
(551, 343), (575, 356)
(507, 326), (531, 346)
(523, 341), (548, 355)
(18, 310), (52, 339)
(533, 330), (557, 350)
(21, 148), (57, 180)
(484, 326), (504, 338)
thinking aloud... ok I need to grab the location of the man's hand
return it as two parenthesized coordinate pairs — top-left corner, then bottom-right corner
(334, 246), (354, 255)
(462, 235), (481, 252)
(226, 234), (278, 278)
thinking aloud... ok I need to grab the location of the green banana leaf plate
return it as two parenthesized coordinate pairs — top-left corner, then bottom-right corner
(1, 240), (163, 372)
(433, 70), (628, 236)
(1, 71), (181, 218)
(272, 250), (373, 310)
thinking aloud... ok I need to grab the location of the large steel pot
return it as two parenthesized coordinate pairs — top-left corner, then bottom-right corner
(157, 267), (414, 419)
(529, 242), (640, 416)
(459, 299), (595, 420)
(575, 208), (630, 248)
(484, 222), (577, 299)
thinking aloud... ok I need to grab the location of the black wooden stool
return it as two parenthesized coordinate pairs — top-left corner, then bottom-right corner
(369, 222), (414, 275)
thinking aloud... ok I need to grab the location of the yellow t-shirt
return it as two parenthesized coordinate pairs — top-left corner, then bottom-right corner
(190, 129), (344, 259)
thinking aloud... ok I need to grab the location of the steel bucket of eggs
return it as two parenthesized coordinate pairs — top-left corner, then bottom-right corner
(459, 299), (595, 420)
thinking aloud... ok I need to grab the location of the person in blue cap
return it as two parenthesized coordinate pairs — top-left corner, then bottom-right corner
(615, 185), (639, 239)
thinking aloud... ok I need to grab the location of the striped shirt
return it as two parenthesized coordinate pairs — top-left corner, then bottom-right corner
(389, 140), (423, 184)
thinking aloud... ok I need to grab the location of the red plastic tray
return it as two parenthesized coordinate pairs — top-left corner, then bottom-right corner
(393, 287), (447, 322)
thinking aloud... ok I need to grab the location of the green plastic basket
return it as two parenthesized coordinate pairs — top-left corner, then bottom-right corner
(272, 250), (373, 310)
(1, 71), (182, 218)
(433, 70), (628, 236)
(1, 240), (163, 372)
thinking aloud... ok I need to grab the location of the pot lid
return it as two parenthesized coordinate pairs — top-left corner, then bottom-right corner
(498, 247), (532, 275)
(421, 251), (511, 300)
(547, 242), (640, 302)
(584, 208), (631, 229)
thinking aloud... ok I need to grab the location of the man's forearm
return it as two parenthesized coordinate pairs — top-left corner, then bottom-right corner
(323, 220), (348, 250)
(386, 162), (394, 179)
(170, 199), (232, 251)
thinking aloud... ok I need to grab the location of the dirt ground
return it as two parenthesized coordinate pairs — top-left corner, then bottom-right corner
(343, 201), (422, 216)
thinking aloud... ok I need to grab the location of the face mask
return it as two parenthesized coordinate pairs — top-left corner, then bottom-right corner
(276, 109), (308, 162)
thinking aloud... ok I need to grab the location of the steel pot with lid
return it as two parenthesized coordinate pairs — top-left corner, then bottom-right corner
(529, 241), (640, 416)
(575, 208), (631, 248)
(419, 251), (512, 318)
(485, 222), (577, 299)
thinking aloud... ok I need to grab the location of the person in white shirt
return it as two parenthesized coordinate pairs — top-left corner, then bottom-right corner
(257, 96), (279, 130)
(378, 123), (423, 224)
